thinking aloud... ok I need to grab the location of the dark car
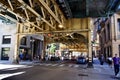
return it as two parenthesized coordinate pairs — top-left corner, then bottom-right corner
(50, 56), (60, 61)
(76, 57), (86, 64)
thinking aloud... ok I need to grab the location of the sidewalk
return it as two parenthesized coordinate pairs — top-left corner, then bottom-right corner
(0, 60), (32, 70)
(77, 64), (118, 80)
(0, 60), (12, 64)
(73, 58), (119, 80)
(0, 64), (28, 70)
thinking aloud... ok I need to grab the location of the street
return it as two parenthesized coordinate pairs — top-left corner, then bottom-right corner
(0, 61), (119, 80)
(1, 63), (85, 80)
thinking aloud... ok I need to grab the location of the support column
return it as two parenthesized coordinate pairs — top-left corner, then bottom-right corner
(31, 39), (34, 60)
(13, 23), (20, 64)
(87, 30), (93, 68)
(41, 36), (47, 60)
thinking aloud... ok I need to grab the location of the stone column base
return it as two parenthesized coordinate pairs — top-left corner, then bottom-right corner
(87, 62), (93, 68)
(12, 59), (19, 64)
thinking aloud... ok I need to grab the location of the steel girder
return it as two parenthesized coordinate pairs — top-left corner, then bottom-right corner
(0, 0), (66, 33)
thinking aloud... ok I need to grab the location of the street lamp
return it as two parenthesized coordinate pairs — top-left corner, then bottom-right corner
(30, 37), (35, 60)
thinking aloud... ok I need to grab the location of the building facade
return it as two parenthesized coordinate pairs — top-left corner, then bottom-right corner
(95, 13), (120, 59)
(0, 19), (17, 62)
(0, 18), (44, 63)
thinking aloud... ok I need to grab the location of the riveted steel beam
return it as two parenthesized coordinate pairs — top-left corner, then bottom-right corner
(17, 0), (55, 30)
(38, 0), (62, 24)
(0, 0), (66, 31)
(8, 9), (43, 31)
(17, 29), (90, 35)
(7, 0), (14, 11)
(0, 0), (43, 31)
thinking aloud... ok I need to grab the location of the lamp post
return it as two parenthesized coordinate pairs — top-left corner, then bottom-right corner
(30, 37), (35, 60)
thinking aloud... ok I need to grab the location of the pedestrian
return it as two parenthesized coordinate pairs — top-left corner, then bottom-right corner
(99, 54), (104, 65)
(19, 51), (23, 61)
(112, 54), (120, 77)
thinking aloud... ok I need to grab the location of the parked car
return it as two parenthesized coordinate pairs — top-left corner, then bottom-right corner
(76, 57), (86, 64)
(71, 56), (76, 61)
(50, 56), (60, 61)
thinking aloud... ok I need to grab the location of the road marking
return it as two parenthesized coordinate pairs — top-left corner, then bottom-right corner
(38, 63), (87, 69)
(52, 64), (58, 66)
(74, 65), (79, 68)
(45, 64), (52, 66)
(94, 68), (101, 72)
(68, 64), (73, 67)
(0, 71), (25, 80)
(22, 66), (33, 68)
(39, 64), (44, 65)
(59, 64), (65, 67)
(6, 68), (18, 70)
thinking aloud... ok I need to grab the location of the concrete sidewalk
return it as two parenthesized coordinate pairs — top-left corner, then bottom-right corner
(0, 60), (12, 64)
(75, 61), (119, 80)
(0, 60), (32, 70)
(0, 64), (28, 70)
(76, 58), (120, 80)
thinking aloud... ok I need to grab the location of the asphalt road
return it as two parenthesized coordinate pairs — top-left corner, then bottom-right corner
(1, 60), (118, 80)
(1, 64), (84, 80)
(0, 58), (120, 80)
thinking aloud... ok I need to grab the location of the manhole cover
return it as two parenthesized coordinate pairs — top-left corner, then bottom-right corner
(78, 74), (88, 76)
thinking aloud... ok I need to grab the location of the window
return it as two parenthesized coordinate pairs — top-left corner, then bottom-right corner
(2, 35), (11, 44)
(107, 23), (110, 40)
(1, 47), (10, 60)
(117, 19), (120, 32)
(109, 46), (112, 57)
(20, 37), (27, 45)
(104, 30), (106, 42)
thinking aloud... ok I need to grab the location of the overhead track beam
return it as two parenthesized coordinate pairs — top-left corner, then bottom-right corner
(7, 8), (43, 30)
(38, 0), (62, 24)
(17, 0), (55, 29)
(17, 29), (90, 35)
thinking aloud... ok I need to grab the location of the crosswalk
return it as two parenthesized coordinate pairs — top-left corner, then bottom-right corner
(0, 71), (25, 80)
(0, 65), (31, 80)
(1, 65), (33, 72)
(36, 63), (87, 69)
(0, 63), (86, 80)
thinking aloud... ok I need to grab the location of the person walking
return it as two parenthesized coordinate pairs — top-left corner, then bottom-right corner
(112, 54), (120, 76)
(99, 54), (104, 65)
(19, 51), (23, 61)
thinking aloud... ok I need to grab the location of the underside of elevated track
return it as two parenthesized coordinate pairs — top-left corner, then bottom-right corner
(0, 0), (120, 66)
